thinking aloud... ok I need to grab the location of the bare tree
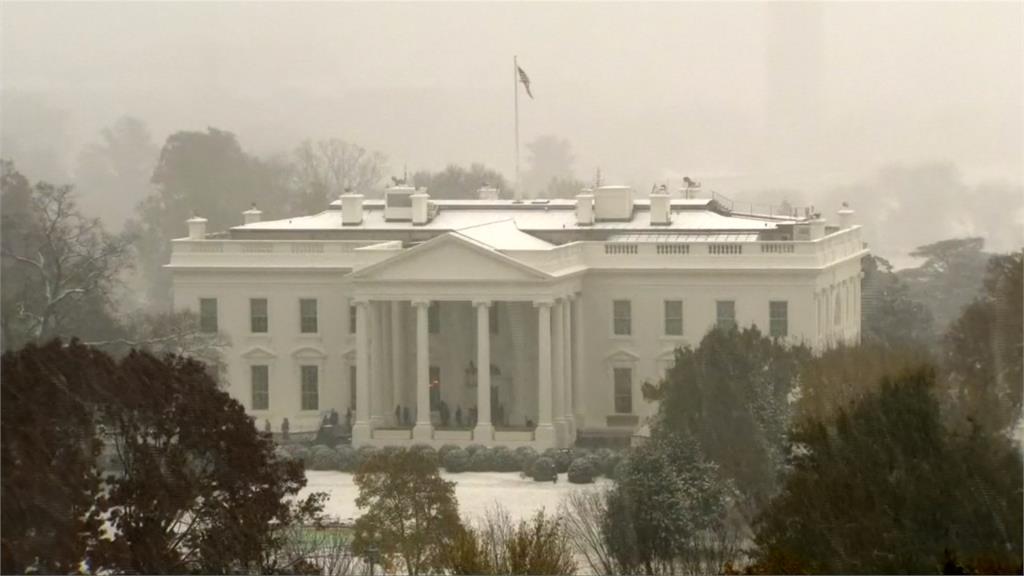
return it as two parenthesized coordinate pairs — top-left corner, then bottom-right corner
(290, 138), (388, 212)
(86, 310), (231, 379)
(560, 488), (621, 575)
(1, 180), (131, 347)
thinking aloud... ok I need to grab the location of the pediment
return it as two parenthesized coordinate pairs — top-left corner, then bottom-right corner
(240, 345), (277, 360)
(606, 348), (641, 363)
(352, 233), (550, 283)
(291, 345), (327, 359)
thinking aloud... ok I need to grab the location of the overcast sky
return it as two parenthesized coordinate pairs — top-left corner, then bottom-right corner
(2, 2), (1022, 205)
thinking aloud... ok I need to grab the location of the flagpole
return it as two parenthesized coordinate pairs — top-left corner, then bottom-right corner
(514, 55), (521, 202)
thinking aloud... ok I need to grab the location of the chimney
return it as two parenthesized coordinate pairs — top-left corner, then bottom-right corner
(187, 214), (208, 239)
(650, 192), (671, 225)
(837, 202), (855, 229)
(575, 191), (594, 226)
(341, 193), (364, 225)
(477, 185), (499, 200)
(242, 203), (262, 225)
(593, 185), (634, 221)
(411, 190), (430, 225)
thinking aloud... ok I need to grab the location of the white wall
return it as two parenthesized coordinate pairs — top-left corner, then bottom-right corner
(172, 260), (862, 436)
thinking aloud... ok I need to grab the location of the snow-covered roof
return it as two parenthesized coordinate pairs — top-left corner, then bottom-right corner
(452, 219), (554, 250)
(234, 198), (782, 235)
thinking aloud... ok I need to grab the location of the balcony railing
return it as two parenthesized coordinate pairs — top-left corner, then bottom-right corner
(169, 226), (866, 273)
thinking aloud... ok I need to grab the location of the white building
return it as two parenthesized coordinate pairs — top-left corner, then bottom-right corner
(168, 185), (866, 449)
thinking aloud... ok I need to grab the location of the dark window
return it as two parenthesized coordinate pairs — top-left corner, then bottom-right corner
(251, 365), (269, 410)
(613, 300), (631, 335)
(664, 300), (683, 336)
(770, 301), (788, 337)
(199, 298), (218, 333)
(613, 367), (632, 414)
(300, 299), (318, 333)
(489, 303), (499, 334)
(716, 300), (736, 330)
(428, 302), (440, 334)
(301, 365), (319, 411)
(349, 364), (357, 409)
(429, 366), (441, 409)
(250, 298), (268, 333)
(349, 305), (357, 334)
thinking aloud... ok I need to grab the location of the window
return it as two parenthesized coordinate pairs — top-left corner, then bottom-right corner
(300, 298), (318, 333)
(716, 300), (736, 330)
(199, 298), (218, 333)
(301, 365), (319, 411)
(250, 298), (268, 333)
(429, 366), (441, 409)
(251, 365), (269, 410)
(349, 305), (357, 334)
(664, 300), (683, 336)
(613, 367), (633, 414)
(489, 303), (499, 334)
(613, 300), (631, 335)
(770, 301), (788, 337)
(349, 365), (357, 409)
(428, 302), (440, 334)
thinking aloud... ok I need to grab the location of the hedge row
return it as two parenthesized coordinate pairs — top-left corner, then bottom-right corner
(274, 443), (626, 484)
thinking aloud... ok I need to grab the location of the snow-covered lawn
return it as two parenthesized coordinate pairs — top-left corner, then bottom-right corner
(301, 470), (612, 523)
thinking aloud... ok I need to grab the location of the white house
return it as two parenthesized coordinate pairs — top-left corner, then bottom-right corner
(168, 185), (866, 448)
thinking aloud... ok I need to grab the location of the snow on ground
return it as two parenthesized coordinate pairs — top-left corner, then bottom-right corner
(301, 470), (612, 524)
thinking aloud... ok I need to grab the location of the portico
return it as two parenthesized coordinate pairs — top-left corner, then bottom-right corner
(348, 232), (581, 448)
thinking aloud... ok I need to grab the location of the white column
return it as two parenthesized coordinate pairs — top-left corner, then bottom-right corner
(563, 295), (575, 442)
(390, 301), (403, 425)
(572, 294), (586, 429)
(370, 302), (384, 427)
(474, 300), (494, 443)
(552, 298), (567, 446)
(352, 300), (372, 445)
(412, 299), (433, 441)
(534, 300), (556, 446)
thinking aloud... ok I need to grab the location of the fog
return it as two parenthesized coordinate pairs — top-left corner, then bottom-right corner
(3, 2), (1022, 264)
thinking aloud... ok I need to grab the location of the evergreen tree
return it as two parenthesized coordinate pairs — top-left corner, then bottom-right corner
(649, 326), (810, 510)
(941, 250), (1023, 435)
(753, 367), (1023, 574)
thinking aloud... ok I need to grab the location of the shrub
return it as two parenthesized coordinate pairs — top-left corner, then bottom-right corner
(469, 447), (496, 472)
(443, 447), (471, 473)
(543, 448), (573, 473)
(567, 458), (597, 484)
(311, 444), (334, 457)
(335, 445), (357, 471)
(531, 457), (557, 482)
(310, 449), (341, 471)
(410, 444), (439, 466)
(465, 444), (485, 457)
(290, 445), (311, 466)
(595, 448), (622, 477)
(515, 446), (539, 474)
(610, 457), (630, 481)
(273, 446), (293, 462)
(490, 446), (520, 472)
(354, 445), (378, 470)
(438, 444), (461, 461)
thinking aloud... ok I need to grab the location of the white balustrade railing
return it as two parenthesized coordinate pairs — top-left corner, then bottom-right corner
(170, 226), (865, 272)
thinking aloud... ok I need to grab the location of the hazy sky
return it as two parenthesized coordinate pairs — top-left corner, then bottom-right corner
(3, 2), (1022, 197)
